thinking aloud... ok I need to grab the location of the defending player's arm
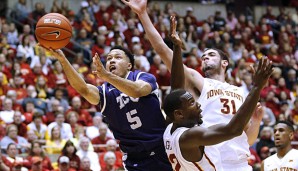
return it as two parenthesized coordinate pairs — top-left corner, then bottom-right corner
(170, 16), (185, 90)
(261, 161), (265, 171)
(180, 58), (273, 147)
(245, 104), (264, 145)
(92, 53), (152, 98)
(43, 48), (100, 105)
(121, 0), (204, 94)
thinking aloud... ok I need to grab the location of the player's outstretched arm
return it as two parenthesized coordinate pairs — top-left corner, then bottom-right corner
(121, 0), (204, 94)
(180, 58), (274, 147)
(92, 53), (152, 98)
(170, 15), (185, 90)
(40, 46), (100, 105)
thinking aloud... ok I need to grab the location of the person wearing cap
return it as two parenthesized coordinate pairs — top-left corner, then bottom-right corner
(54, 156), (76, 171)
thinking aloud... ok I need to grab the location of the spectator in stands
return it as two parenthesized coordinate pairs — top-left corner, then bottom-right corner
(55, 156), (76, 171)
(16, 35), (35, 61)
(22, 85), (46, 114)
(12, 111), (27, 137)
(91, 34), (111, 58)
(35, 75), (50, 99)
(0, 124), (28, 151)
(67, 96), (92, 126)
(45, 126), (67, 154)
(0, 149), (10, 171)
(101, 151), (118, 171)
(66, 111), (82, 134)
(0, 98), (16, 124)
(45, 99), (62, 124)
(1, 143), (28, 170)
(6, 90), (24, 112)
(79, 157), (92, 171)
(18, 24), (36, 45)
(28, 156), (44, 171)
(0, 71), (9, 97)
(14, 0), (30, 23)
(91, 123), (112, 153)
(155, 64), (171, 89)
(256, 126), (275, 157)
(30, 2), (46, 24)
(132, 44), (150, 72)
(99, 139), (122, 169)
(27, 111), (47, 143)
(59, 140), (81, 170)
(75, 28), (94, 50)
(76, 137), (100, 171)
(48, 113), (73, 140)
(27, 142), (53, 171)
(70, 126), (94, 152)
(7, 23), (19, 48)
(86, 115), (113, 140)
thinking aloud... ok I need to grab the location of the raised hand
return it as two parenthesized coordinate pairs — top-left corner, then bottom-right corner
(92, 53), (109, 79)
(170, 16), (183, 47)
(252, 102), (265, 121)
(121, 0), (147, 15)
(252, 57), (274, 89)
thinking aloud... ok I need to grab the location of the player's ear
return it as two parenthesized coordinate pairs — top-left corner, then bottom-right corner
(222, 60), (228, 68)
(127, 63), (132, 71)
(173, 109), (183, 119)
(289, 131), (294, 140)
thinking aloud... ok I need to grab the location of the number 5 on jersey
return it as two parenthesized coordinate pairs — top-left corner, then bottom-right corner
(126, 109), (142, 129)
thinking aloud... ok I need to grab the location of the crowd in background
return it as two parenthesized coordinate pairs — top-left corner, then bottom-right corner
(0, 0), (298, 170)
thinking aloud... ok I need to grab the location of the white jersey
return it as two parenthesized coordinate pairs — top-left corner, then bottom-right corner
(163, 123), (221, 171)
(198, 78), (250, 168)
(263, 149), (298, 171)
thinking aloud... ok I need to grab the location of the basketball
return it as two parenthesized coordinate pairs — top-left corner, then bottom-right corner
(35, 13), (72, 50)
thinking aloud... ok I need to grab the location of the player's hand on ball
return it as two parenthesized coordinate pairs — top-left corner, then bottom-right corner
(37, 43), (66, 61)
(92, 53), (108, 79)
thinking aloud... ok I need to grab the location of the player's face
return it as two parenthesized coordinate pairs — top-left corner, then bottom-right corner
(106, 49), (132, 78)
(274, 123), (292, 148)
(201, 49), (222, 76)
(180, 92), (203, 127)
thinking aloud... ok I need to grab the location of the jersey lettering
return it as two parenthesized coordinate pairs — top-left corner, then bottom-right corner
(220, 98), (236, 114)
(116, 93), (140, 109)
(165, 141), (172, 150)
(169, 154), (181, 171)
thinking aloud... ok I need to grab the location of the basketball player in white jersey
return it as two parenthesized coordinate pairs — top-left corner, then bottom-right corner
(122, 0), (263, 170)
(261, 121), (298, 171)
(163, 15), (273, 171)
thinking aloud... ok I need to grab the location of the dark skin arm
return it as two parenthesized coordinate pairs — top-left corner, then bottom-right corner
(170, 15), (185, 90)
(180, 57), (274, 161)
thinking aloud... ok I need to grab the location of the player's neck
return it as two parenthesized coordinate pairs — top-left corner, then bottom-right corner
(208, 74), (225, 83)
(277, 145), (292, 158)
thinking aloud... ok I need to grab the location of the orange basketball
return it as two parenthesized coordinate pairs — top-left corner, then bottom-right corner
(35, 13), (72, 50)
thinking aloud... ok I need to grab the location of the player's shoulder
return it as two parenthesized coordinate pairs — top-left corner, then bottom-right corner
(263, 153), (277, 163)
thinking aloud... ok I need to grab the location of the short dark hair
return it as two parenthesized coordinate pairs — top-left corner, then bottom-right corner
(204, 48), (230, 72)
(110, 46), (135, 70)
(276, 121), (294, 132)
(163, 89), (186, 120)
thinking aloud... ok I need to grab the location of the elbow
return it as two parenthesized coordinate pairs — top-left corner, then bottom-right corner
(233, 128), (244, 137)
